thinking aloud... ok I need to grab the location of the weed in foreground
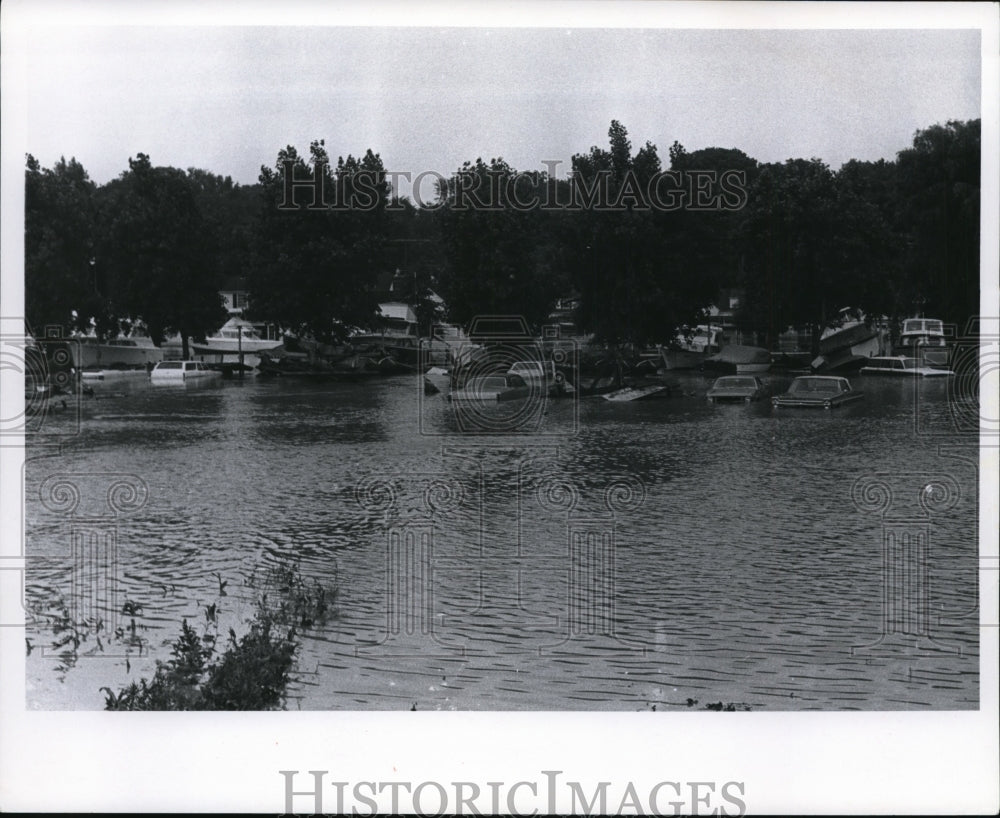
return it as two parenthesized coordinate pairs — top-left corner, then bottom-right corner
(102, 561), (335, 711)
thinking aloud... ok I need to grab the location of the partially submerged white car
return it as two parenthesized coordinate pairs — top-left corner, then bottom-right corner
(150, 360), (222, 383)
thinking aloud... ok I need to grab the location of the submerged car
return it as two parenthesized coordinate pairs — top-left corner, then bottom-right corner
(706, 375), (767, 403)
(859, 356), (954, 377)
(150, 360), (222, 383)
(507, 360), (556, 382)
(448, 373), (531, 402)
(771, 375), (863, 409)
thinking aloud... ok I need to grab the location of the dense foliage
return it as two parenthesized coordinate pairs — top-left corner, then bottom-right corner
(248, 140), (392, 342)
(25, 118), (981, 347)
(102, 562), (334, 711)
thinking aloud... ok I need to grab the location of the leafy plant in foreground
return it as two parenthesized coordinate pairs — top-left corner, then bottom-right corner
(102, 562), (335, 711)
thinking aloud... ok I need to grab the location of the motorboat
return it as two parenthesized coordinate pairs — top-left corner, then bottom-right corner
(601, 383), (671, 401)
(70, 333), (163, 370)
(660, 325), (723, 370)
(190, 318), (282, 368)
(859, 356), (954, 377)
(893, 317), (949, 369)
(703, 344), (771, 374)
(771, 376), (864, 409)
(811, 308), (885, 372)
(348, 302), (422, 366)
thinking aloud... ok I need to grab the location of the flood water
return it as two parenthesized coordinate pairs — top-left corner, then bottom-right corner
(23, 369), (980, 710)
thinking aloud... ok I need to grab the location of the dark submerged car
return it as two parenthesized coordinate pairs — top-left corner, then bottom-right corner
(771, 376), (863, 409)
(706, 375), (767, 403)
(448, 373), (531, 402)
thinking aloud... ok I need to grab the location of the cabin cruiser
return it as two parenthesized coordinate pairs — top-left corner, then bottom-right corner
(811, 309), (885, 372)
(893, 317), (949, 369)
(660, 325), (724, 370)
(70, 333), (163, 370)
(190, 318), (283, 369)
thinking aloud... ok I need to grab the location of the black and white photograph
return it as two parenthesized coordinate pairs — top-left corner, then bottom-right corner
(1, 1), (997, 814)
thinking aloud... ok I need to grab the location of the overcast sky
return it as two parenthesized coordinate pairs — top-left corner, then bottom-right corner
(16, 19), (983, 189)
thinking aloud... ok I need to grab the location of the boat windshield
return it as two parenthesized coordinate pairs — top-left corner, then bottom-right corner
(789, 378), (843, 395)
(903, 319), (944, 334)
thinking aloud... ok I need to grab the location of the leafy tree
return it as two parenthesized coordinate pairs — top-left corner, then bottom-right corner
(668, 145), (760, 335)
(93, 154), (227, 355)
(832, 158), (905, 323)
(895, 119), (980, 325)
(434, 157), (570, 330)
(737, 157), (895, 352)
(567, 121), (718, 346)
(186, 168), (262, 288)
(24, 155), (100, 335)
(381, 198), (448, 336)
(248, 140), (390, 342)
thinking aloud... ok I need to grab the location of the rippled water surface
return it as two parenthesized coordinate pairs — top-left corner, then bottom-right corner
(24, 371), (980, 710)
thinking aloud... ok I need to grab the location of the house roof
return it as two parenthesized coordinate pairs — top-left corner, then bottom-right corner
(378, 302), (417, 324)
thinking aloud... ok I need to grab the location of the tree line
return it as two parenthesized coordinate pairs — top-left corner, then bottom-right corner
(25, 118), (980, 355)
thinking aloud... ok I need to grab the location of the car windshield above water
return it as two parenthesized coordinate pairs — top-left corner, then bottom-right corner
(716, 377), (758, 388)
(788, 378), (845, 395)
(478, 376), (509, 391)
(156, 361), (183, 370)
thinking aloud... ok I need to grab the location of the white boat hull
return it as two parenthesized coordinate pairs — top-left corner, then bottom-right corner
(191, 338), (283, 355)
(72, 339), (163, 370)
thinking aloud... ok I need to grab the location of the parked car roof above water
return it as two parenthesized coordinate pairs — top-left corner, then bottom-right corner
(706, 375), (767, 403)
(772, 375), (863, 409)
(448, 373), (531, 402)
(150, 360), (221, 382)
